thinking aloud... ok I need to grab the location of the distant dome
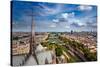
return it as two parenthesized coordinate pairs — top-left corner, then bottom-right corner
(35, 44), (44, 53)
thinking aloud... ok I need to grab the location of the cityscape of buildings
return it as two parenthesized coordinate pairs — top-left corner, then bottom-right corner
(12, 31), (97, 66)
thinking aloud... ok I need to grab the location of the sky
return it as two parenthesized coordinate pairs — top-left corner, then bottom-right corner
(12, 1), (97, 32)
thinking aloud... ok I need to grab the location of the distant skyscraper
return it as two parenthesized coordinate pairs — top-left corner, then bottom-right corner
(71, 30), (73, 34)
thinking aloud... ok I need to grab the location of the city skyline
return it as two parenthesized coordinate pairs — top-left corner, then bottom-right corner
(12, 1), (97, 32)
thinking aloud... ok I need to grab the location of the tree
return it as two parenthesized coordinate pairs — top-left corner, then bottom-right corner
(55, 47), (63, 56)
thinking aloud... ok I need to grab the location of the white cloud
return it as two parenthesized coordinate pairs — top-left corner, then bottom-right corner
(75, 19), (86, 26)
(52, 19), (59, 22)
(62, 13), (69, 19)
(78, 5), (93, 11)
(69, 19), (86, 27)
(38, 3), (63, 16)
(61, 12), (75, 19)
(49, 23), (56, 28)
(65, 25), (70, 28)
(69, 12), (75, 18)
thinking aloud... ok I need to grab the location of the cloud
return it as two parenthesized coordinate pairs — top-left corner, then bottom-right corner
(61, 13), (69, 19)
(86, 21), (97, 28)
(70, 19), (85, 28)
(35, 20), (57, 29)
(38, 3), (63, 16)
(79, 15), (97, 29)
(52, 12), (75, 25)
(78, 5), (93, 11)
(61, 12), (75, 19)
(59, 18), (67, 22)
(49, 23), (56, 28)
(69, 18), (97, 30)
(12, 15), (32, 32)
(70, 22), (81, 27)
(52, 19), (59, 23)
(12, 21), (31, 32)
(73, 19), (85, 26)
(65, 25), (70, 28)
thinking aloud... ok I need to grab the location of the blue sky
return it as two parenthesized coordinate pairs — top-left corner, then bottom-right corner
(12, 1), (97, 32)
